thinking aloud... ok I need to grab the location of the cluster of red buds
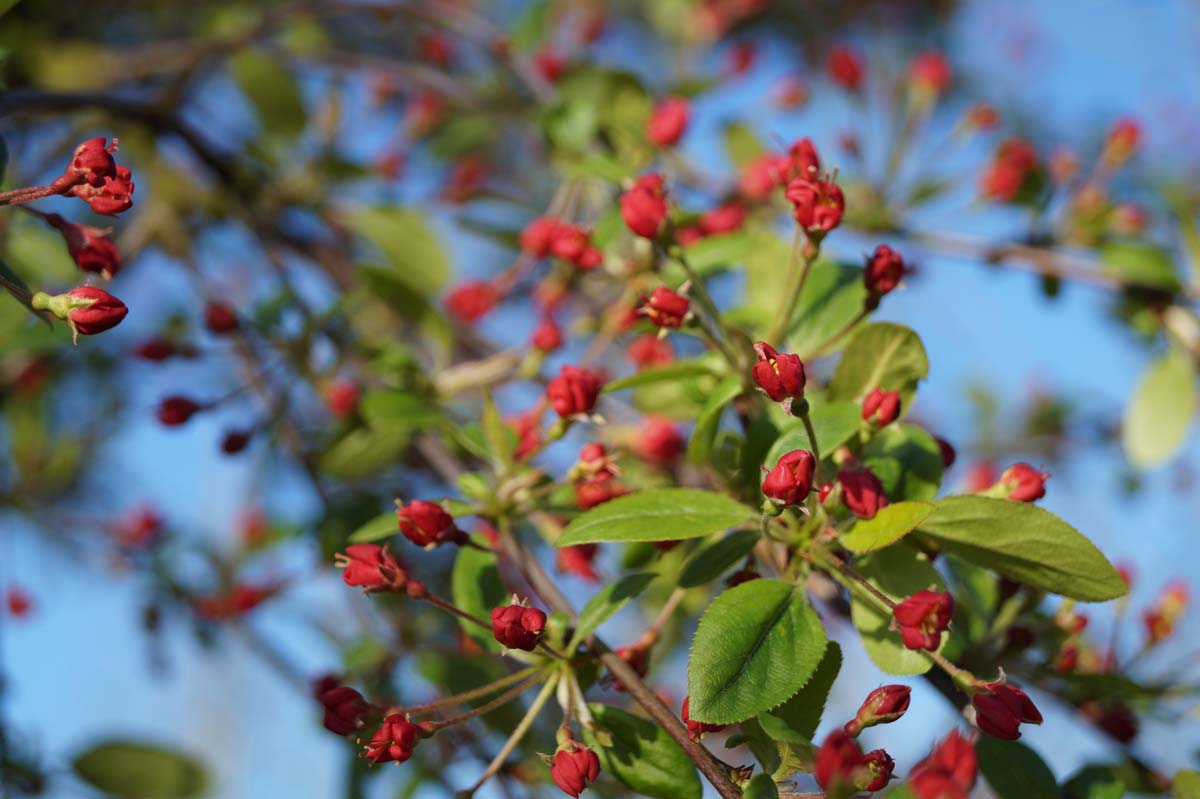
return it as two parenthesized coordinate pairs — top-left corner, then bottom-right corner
(520, 216), (603, 269)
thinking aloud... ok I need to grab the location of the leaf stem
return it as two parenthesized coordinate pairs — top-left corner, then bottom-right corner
(394, 665), (542, 716)
(767, 229), (815, 345)
(461, 672), (559, 797)
(423, 671), (549, 731)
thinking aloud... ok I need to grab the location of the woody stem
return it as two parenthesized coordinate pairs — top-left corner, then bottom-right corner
(802, 308), (868, 360)
(423, 593), (492, 631)
(461, 672), (559, 796)
(0, 184), (59, 206)
(809, 544), (894, 609)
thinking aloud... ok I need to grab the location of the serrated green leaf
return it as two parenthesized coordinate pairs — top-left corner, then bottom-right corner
(451, 539), (505, 651)
(688, 376), (744, 464)
(678, 529), (761, 588)
(860, 423), (944, 502)
(688, 579), (827, 724)
(569, 572), (656, 648)
(347, 512), (396, 543)
(557, 489), (754, 546)
(72, 741), (206, 799)
(917, 496), (1126, 601)
(850, 543), (945, 675)
(757, 642), (841, 743)
(841, 501), (934, 552)
(977, 737), (1058, 799)
(828, 323), (929, 407)
(584, 704), (702, 799)
(1123, 348), (1195, 468)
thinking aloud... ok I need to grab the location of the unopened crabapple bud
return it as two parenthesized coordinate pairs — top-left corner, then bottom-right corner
(549, 742), (601, 797)
(785, 177), (844, 236)
(490, 601), (547, 651)
(157, 396), (202, 427)
(826, 45), (864, 92)
(640, 286), (689, 328)
(32, 286), (128, 337)
(862, 387), (902, 426)
(845, 684), (912, 736)
(751, 342), (805, 402)
(620, 174), (669, 238)
(547, 365), (604, 419)
(838, 466), (889, 519)
(762, 449), (816, 506)
(396, 500), (465, 548)
(893, 590), (954, 651)
(971, 682), (1043, 740)
(682, 695), (727, 741)
(646, 96), (691, 148)
(204, 301), (239, 334)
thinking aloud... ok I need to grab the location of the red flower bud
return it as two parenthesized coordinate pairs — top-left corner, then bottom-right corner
(773, 76), (809, 109)
(363, 714), (423, 764)
(221, 430), (252, 454)
(682, 695), (727, 741)
(860, 749), (896, 791)
(699, 201), (747, 235)
(638, 418), (685, 465)
(550, 742), (600, 798)
(45, 214), (121, 278)
(70, 164), (135, 215)
(490, 602), (547, 651)
(60, 286), (128, 336)
(999, 462), (1049, 502)
(826, 45), (864, 92)
(935, 436), (956, 469)
(620, 174), (669, 238)
(647, 96), (691, 148)
(556, 543), (600, 582)
(547, 365), (604, 418)
(575, 474), (629, 510)
(531, 316), (564, 352)
(157, 396), (202, 427)
(534, 48), (566, 83)
(417, 32), (454, 68)
(204, 301), (239, 334)
(814, 729), (864, 790)
(980, 138), (1039, 202)
(317, 684), (370, 736)
(862, 388), (902, 426)
(762, 449), (816, 506)
(818, 482), (835, 503)
(775, 138), (821, 185)
(864, 244), (908, 305)
(6, 586), (33, 619)
(640, 286), (689, 328)
(445, 280), (500, 324)
(838, 466), (889, 519)
(335, 543), (408, 592)
(325, 379), (360, 418)
(520, 216), (562, 257)
(785, 177), (844, 235)
(910, 51), (952, 95)
(113, 506), (163, 549)
(1102, 117), (1141, 167)
(893, 589), (954, 651)
(627, 333), (674, 369)
(971, 682), (1042, 740)
(134, 338), (180, 361)
(609, 643), (650, 692)
(909, 728), (977, 798)
(751, 342), (806, 402)
(740, 154), (779, 201)
(441, 155), (488, 203)
(60, 137), (119, 188)
(845, 684), (912, 736)
(396, 500), (464, 548)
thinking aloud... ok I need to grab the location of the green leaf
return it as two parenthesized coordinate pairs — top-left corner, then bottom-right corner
(480, 390), (517, 468)
(828, 323), (929, 407)
(1174, 770), (1200, 799)
(841, 501), (935, 552)
(569, 572), (657, 648)
(347, 512), (396, 543)
(319, 429), (409, 478)
(757, 642), (842, 742)
(688, 579), (827, 724)
(451, 539), (505, 651)
(787, 261), (870, 357)
(977, 737), (1058, 799)
(339, 207), (450, 296)
(682, 232), (752, 276)
(1123, 348), (1196, 468)
(687, 376), (744, 464)
(678, 529), (761, 588)
(860, 424), (944, 502)
(917, 496), (1127, 601)
(1100, 241), (1183, 292)
(722, 121), (765, 169)
(228, 50), (307, 139)
(584, 704), (702, 799)
(72, 741), (206, 799)
(1063, 767), (1126, 799)
(743, 773), (780, 799)
(557, 489), (754, 547)
(850, 543), (946, 675)
(764, 401), (861, 469)
(360, 390), (442, 432)
(603, 358), (722, 392)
